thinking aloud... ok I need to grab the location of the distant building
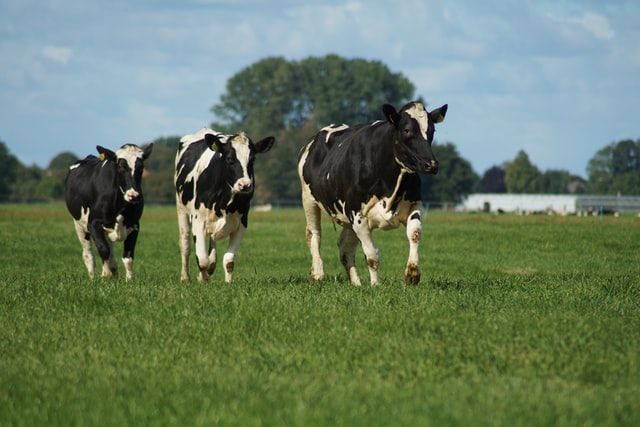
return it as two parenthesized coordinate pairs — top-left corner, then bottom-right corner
(459, 194), (640, 215)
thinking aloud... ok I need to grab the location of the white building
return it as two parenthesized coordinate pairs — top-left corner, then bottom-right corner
(459, 194), (640, 215)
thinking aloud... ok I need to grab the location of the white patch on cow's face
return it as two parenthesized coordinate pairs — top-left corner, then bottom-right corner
(116, 145), (145, 202)
(405, 102), (429, 139)
(230, 133), (252, 193)
(116, 145), (145, 174)
(69, 163), (80, 170)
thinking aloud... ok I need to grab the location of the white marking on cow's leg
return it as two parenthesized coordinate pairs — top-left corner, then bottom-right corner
(352, 213), (380, 286)
(101, 241), (116, 278)
(177, 205), (191, 281)
(192, 216), (209, 282)
(404, 205), (422, 285)
(122, 257), (133, 281)
(73, 219), (94, 278)
(338, 227), (361, 286)
(223, 226), (246, 283)
(207, 239), (217, 276)
(303, 198), (324, 281)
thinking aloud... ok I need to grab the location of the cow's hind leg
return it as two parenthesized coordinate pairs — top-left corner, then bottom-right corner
(404, 205), (422, 285)
(89, 220), (116, 278)
(302, 197), (324, 281)
(352, 213), (380, 286)
(338, 227), (361, 286)
(192, 215), (210, 282)
(177, 206), (191, 281)
(207, 238), (217, 275)
(74, 220), (95, 278)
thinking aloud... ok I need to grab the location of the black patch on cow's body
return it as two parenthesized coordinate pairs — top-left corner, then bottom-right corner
(410, 212), (420, 221)
(301, 122), (421, 223)
(65, 156), (144, 227)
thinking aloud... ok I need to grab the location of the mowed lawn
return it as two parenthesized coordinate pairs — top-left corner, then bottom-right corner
(1, 203), (639, 426)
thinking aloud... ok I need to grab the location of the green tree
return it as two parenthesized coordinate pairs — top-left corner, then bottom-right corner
(480, 166), (506, 193)
(537, 169), (572, 194)
(211, 55), (416, 202)
(45, 151), (79, 200)
(421, 143), (479, 204)
(142, 136), (180, 203)
(10, 164), (45, 202)
(587, 139), (640, 194)
(504, 150), (541, 193)
(0, 141), (21, 201)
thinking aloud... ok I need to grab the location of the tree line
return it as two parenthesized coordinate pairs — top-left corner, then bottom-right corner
(1, 55), (638, 204)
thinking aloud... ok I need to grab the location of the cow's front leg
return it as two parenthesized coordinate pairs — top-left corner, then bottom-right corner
(338, 227), (361, 286)
(404, 206), (422, 285)
(192, 216), (210, 282)
(352, 213), (380, 286)
(123, 226), (139, 281)
(223, 226), (246, 283)
(89, 220), (116, 278)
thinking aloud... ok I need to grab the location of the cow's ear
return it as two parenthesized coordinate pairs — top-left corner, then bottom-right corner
(382, 104), (400, 127)
(142, 143), (153, 160)
(204, 133), (224, 152)
(96, 145), (116, 161)
(254, 136), (275, 154)
(429, 104), (448, 124)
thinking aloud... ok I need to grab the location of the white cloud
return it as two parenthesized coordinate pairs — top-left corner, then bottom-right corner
(406, 61), (474, 94)
(41, 45), (72, 64)
(578, 12), (615, 40)
(546, 11), (615, 42)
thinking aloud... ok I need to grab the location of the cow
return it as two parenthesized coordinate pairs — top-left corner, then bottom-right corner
(174, 128), (275, 282)
(65, 143), (153, 280)
(297, 101), (447, 286)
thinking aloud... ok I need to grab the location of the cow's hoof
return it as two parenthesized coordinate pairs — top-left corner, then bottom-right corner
(309, 270), (324, 282)
(404, 263), (421, 285)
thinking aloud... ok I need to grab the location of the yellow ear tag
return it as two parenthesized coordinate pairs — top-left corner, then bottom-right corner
(98, 153), (105, 161)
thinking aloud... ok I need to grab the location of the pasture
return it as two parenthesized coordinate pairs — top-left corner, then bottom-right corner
(1, 204), (639, 426)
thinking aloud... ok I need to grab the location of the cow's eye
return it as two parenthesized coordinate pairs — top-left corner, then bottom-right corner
(226, 156), (235, 165)
(403, 128), (412, 136)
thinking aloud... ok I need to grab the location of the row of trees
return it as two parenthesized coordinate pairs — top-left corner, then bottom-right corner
(1, 55), (638, 203)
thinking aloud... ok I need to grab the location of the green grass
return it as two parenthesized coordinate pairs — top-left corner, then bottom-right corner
(1, 203), (639, 426)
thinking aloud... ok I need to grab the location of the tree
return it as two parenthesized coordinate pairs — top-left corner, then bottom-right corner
(210, 55), (416, 202)
(537, 169), (572, 194)
(504, 150), (541, 193)
(44, 151), (80, 200)
(480, 166), (506, 193)
(420, 142), (479, 204)
(142, 136), (181, 203)
(587, 139), (640, 194)
(0, 141), (20, 201)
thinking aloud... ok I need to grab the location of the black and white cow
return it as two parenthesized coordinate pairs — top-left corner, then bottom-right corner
(175, 128), (275, 282)
(65, 143), (153, 280)
(297, 101), (447, 286)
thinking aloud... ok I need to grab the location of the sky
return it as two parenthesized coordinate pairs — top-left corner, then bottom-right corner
(1, 0), (638, 177)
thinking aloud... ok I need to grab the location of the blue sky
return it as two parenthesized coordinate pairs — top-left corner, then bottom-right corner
(1, 0), (638, 177)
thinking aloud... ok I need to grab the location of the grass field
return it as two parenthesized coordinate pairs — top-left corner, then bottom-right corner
(1, 203), (639, 426)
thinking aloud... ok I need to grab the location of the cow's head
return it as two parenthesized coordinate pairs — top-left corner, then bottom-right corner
(204, 132), (275, 194)
(382, 101), (447, 175)
(96, 143), (153, 204)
